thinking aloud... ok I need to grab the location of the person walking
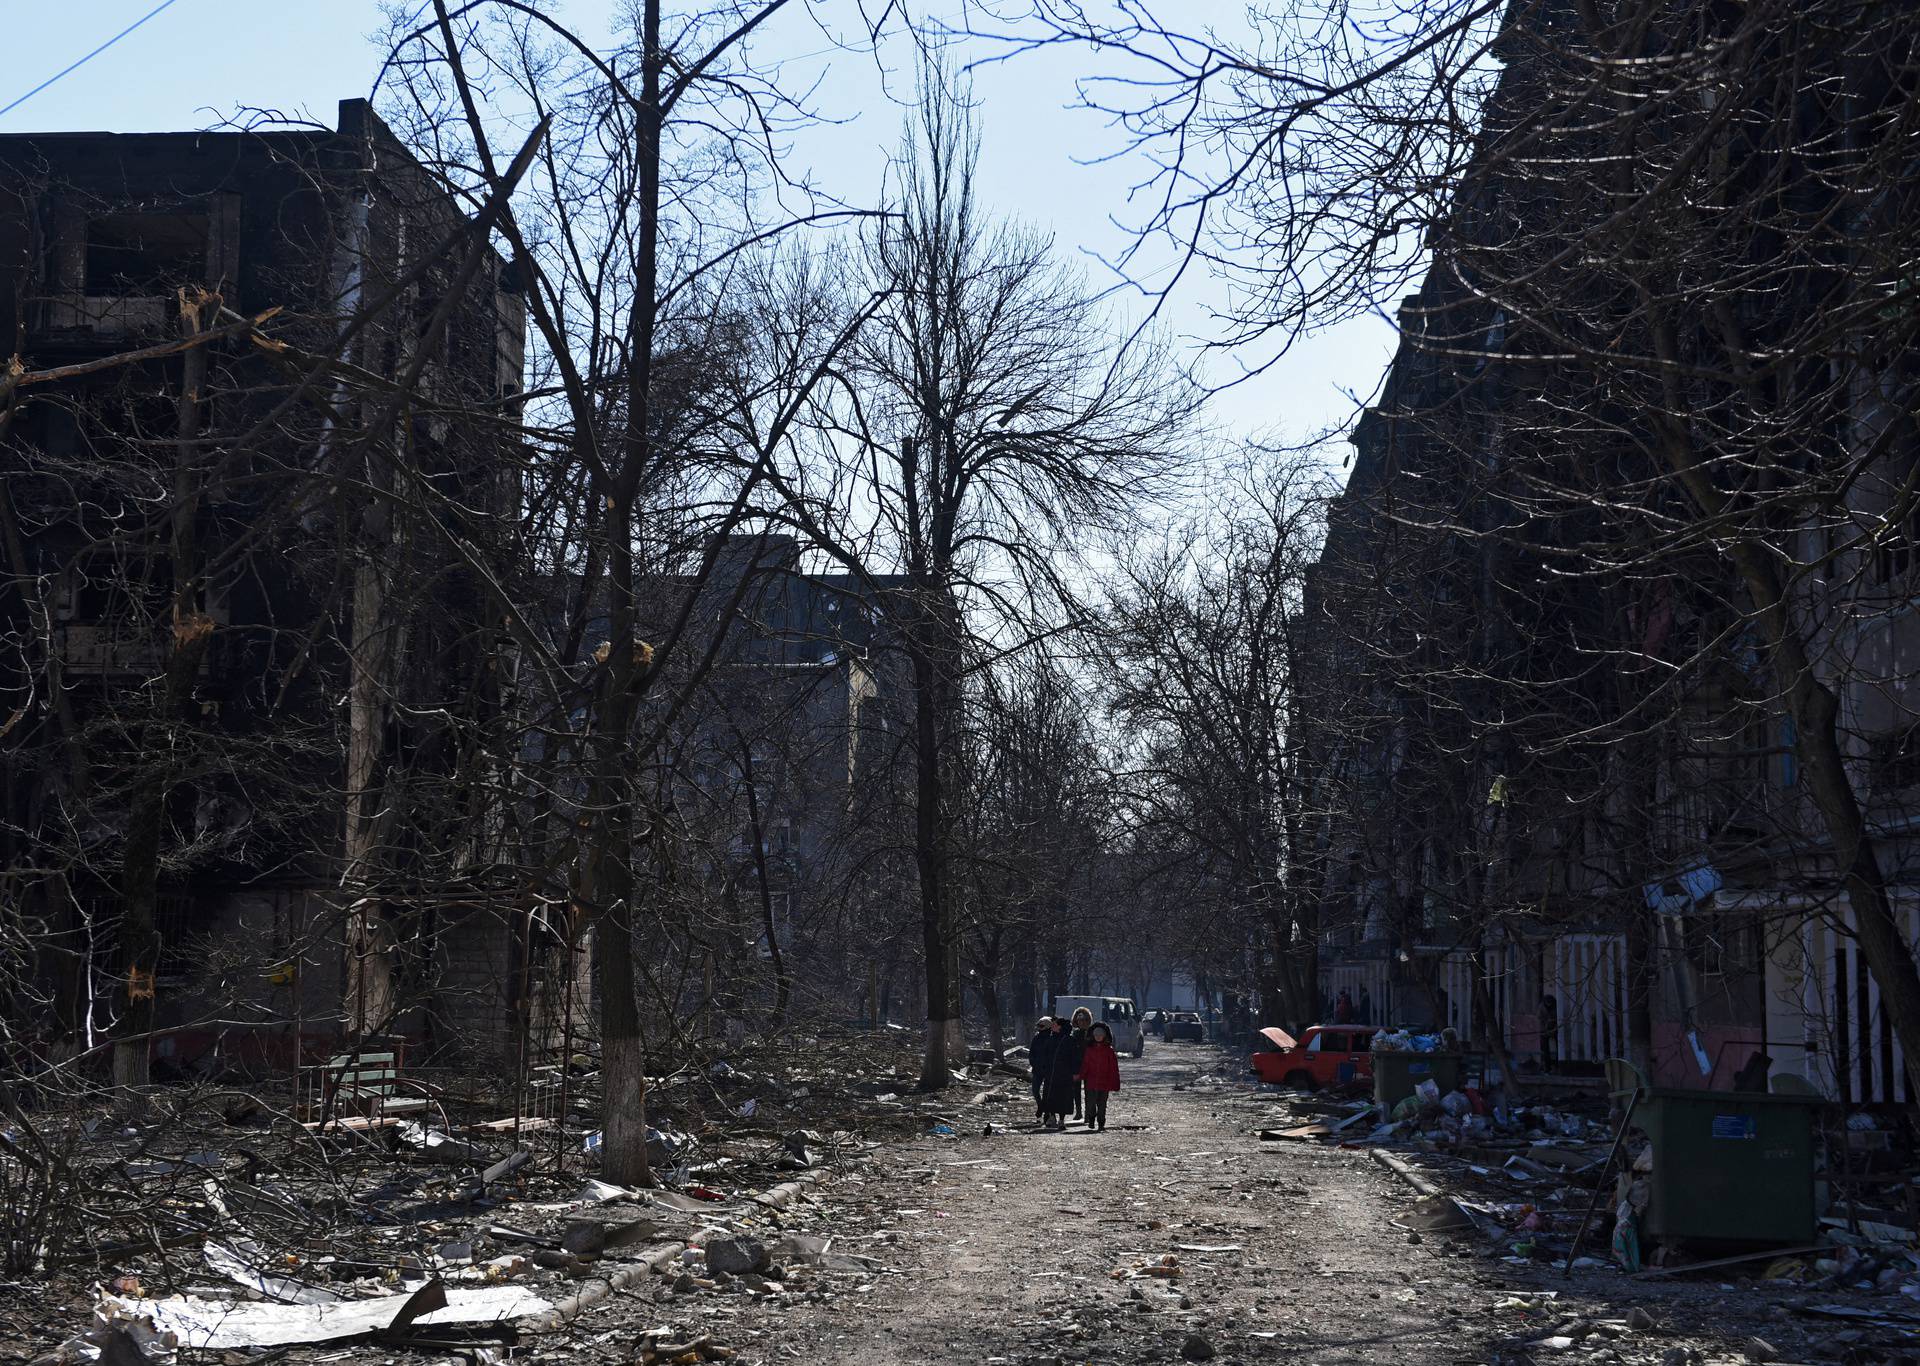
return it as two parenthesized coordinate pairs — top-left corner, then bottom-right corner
(1040, 1015), (1084, 1129)
(1067, 1007), (1094, 1120)
(1027, 1016), (1056, 1120)
(1078, 1022), (1122, 1131)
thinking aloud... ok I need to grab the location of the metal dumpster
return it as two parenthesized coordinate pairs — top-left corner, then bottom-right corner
(1373, 1051), (1466, 1109)
(1631, 1087), (1820, 1247)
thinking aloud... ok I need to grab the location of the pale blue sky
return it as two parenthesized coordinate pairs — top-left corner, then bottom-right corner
(3, 1), (1393, 465)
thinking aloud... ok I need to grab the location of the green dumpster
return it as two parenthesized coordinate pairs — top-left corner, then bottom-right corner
(1631, 1088), (1819, 1247)
(1373, 1051), (1466, 1109)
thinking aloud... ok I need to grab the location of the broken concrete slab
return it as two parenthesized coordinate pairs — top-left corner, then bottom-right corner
(704, 1235), (771, 1275)
(560, 1212), (681, 1257)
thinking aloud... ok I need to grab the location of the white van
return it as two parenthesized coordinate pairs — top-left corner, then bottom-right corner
(1052, 996), (1145, 1057)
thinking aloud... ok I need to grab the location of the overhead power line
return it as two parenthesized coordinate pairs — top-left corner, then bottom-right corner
(0, 0), (188, 122)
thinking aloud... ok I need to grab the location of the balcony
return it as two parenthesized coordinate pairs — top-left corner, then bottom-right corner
(31, 293), (174, 341)
(56, 622), (174, 676)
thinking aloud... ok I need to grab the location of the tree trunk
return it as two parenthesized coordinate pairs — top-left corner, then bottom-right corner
(1659, 424), (1920, 1102)
(344, 550), (394, 1038)
(113, 301), (215, 1090)
(1043, 951), (1066, 1016)
(1470, 949), (1527, 1102)
(910, 618), (955, 1090)
(742, 755), (791, 1028)
(981, 976), (1006, 1060)
(584, 0), (665, 1189)
(1623, 901), (1656, 1082)
(1010, 923), (1037, 1041)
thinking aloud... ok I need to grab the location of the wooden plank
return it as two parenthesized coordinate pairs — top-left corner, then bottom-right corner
(1261, 1124), (1333, 1141)
(301, 1114), (402, 1133)
(1634, 1243), (1825, 1278)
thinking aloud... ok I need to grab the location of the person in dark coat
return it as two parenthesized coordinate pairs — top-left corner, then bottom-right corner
(1040, 1016), (1084, 1129)
(1027, 1017), (1057, 1120)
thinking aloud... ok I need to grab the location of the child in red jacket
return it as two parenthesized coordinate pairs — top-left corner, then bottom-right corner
(1077, 1023), (1122, 1130)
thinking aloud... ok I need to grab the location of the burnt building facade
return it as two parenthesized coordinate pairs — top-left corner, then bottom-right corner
(0, 100), (536, 1072)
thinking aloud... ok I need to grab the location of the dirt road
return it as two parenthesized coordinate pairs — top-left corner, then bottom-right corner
(586, 1044), (1871, 1366)
(759, 1043), (1485, 1365)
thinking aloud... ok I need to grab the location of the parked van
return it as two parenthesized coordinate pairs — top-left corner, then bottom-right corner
(1051, 996), (1145, 1057)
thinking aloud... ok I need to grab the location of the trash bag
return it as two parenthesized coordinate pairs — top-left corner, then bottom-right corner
(1439, 1091), (1472, 1118)
(1611, 1203), (1643, 1272)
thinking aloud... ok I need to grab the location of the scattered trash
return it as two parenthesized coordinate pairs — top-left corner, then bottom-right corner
(395, 1122), (490, 1166)
(1393, 1194), (1474, 1233)
(1611, 1203), (1642, 1272)
(769, 1233), (831, 1264)
(639, 1332), (733, 1363)
(201, 1240), (342, 1306)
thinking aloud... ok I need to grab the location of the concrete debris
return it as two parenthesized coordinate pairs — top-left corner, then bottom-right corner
(703, 1235), (771, 1276)
(1180, 1332), (1216, 1361)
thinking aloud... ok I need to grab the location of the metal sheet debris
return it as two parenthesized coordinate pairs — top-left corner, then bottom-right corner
(115, 1281), (553, 1349)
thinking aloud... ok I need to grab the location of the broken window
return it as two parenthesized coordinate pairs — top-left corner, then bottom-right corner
(153, 887), (196, 978)
(1684, 907), (1758, 979)
(84, 212), (209, 294)
(1870, 722), (1920, 796)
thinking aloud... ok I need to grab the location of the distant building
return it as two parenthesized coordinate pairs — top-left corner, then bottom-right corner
(661, 533), (914, 1016)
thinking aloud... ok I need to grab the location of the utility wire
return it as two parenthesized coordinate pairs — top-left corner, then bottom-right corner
(0, 0), (187, 122)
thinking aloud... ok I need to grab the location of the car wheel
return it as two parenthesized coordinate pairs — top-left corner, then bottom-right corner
(1133, 1040), (1145, 1059)
(1284, 1070), (1312, 1089)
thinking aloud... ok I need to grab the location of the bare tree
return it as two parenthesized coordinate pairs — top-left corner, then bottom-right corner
(760, 62), (1195, 1087)
(1100, 451), (1332, 1032)
(379, 0), (907, 1178)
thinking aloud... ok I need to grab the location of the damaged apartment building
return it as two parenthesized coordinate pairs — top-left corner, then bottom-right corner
(0, 100), (553, 1076)
(1295, 7), (1920, 1104)
(655, 532), (916, 1024)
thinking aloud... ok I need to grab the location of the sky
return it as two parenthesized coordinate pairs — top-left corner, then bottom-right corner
(3, 1), (1396, 478)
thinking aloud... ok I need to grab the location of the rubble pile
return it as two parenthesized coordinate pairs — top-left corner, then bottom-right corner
(4, 1025), (1038, 1362)
(1241, 1053), (1920, 1322)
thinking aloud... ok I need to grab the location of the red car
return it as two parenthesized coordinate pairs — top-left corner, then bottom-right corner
(1251, 1025), (1381, 1088)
